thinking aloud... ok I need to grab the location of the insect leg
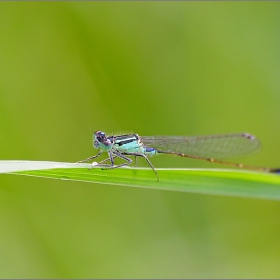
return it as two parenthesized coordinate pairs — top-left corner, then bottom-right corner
(100, 151), (133, 169)
(77, 152), (102, 163)
(98, 155), (117, 164)
(123, 152), (159, 181)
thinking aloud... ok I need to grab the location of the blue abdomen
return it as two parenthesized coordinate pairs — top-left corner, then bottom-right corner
(144, 147), (157, 156)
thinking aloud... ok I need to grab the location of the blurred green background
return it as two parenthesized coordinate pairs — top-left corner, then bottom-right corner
(1, 2), (280, 278)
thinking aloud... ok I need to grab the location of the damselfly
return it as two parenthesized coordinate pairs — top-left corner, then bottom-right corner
(78, 131), (280, 180)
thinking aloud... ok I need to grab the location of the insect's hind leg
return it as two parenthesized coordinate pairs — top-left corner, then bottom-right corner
(123, 152), (159, 181)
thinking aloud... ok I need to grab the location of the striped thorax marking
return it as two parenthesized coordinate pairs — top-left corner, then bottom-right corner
(113, 134), (144, 153)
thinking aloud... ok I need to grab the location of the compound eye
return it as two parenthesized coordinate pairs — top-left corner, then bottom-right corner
(98, 132), (106, 141)
(94, 131), (106, 140)
(95, 131), (107, 143)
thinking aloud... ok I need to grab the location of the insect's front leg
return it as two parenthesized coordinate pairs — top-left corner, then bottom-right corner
(100, 151), (133, 170)
(98, 155), (117, 164)
(77, 152), (102, 163)
(97, 151), (115, 168)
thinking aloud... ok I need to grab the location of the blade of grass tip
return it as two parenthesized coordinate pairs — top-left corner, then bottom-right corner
(0, 160), (94, 173)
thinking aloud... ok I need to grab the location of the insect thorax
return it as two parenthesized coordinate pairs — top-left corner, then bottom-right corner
(112, 134), (145, 153)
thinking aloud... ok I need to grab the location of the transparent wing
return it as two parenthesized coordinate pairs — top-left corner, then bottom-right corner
(141, 133), (261, 159)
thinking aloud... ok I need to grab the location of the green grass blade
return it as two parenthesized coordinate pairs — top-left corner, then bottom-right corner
(1, 160), (280, 201)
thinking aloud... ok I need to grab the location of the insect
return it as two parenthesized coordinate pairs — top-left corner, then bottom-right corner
(78, 130), (280, 180)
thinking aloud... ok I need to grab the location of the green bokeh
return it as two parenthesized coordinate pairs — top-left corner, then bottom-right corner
(1, 2), (280, 278)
